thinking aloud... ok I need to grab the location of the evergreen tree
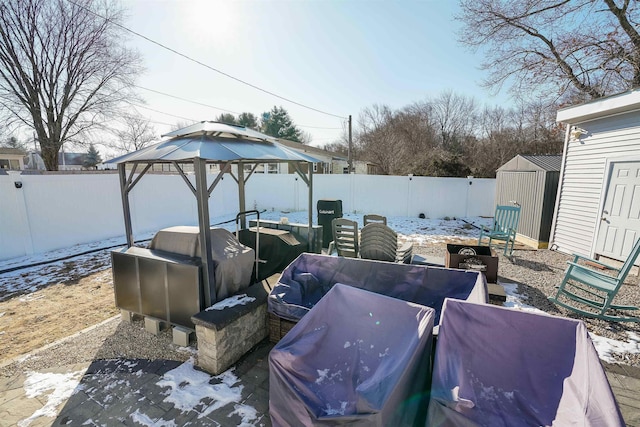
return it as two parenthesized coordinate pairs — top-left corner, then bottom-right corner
(216, 113), (237, 125)
(237, 112), (259, 129)
(83, 144), (102, 170)
(261, 106), (302, 142)
(0, 136), (27, 151)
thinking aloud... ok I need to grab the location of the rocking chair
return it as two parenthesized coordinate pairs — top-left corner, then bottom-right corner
(548, 238), (640, 322)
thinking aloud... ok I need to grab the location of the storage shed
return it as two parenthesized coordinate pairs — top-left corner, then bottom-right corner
(496, 155), (562, 248)
(552, 89), (640, 265)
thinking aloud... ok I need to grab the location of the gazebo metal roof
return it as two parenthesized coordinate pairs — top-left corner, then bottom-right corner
(107, 122), (319, 306)
(107, 121), (318, 164)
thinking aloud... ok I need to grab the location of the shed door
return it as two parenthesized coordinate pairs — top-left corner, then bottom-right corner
(595, 161), (640, 262)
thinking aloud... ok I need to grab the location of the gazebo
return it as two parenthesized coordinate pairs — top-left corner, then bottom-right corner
(107, 121), (319, 307)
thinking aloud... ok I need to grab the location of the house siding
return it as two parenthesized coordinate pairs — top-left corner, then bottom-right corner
(552, 109), (640, 257)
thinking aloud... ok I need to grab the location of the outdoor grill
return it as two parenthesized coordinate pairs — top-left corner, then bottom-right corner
(112, 226), (255, 328)
(236, 226), (305, 281)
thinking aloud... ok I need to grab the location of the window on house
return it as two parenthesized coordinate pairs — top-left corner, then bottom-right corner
(267, 163), (278, 174)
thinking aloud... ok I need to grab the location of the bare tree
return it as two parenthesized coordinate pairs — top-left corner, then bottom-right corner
(458, 0), (640, 100)
(356, 104), (402, 175)
(112, 114), (157, 154)
(429, 91), (478, 152)
(355, 91), (563, 178)
(0, 135), (28, 150)
(321, 141), (348, 156)
(299, 130), (313, 145)
(171, 120), (194, 131)
(0, 0), (140, 170)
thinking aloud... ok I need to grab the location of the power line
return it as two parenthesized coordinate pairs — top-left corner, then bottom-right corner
(120, 114), (176, 128)
(135, 85), (344, 130)
(130, 103), (199, 123)
(68, 0), (347, 120)
(134, 85), (241, 115)
(297, 124), (343, 130)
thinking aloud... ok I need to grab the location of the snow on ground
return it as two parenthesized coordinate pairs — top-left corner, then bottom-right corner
(503, 282), (640, 363)
(502, 283), (547, 314)
(0, 231), (152, 302)
(590, 332), (640, 364)
(0, 211), (488, 301)
(259, 210), (491, 244)
(18, 370), (84, 427)
(156, 358), (260, 424)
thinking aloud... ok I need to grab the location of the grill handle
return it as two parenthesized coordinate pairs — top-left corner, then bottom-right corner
(236, 210), (261, 282)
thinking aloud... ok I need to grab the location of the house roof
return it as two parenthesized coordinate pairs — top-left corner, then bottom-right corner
(107, 121), (319, 164)
(556, 88), (640, 124)
(276, 139), (348, 161)
(498, 155), (562, 172)
(0, 147), (26, 156)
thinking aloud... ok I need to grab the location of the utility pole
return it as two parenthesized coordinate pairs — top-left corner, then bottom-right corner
(348, 115), (353, 173)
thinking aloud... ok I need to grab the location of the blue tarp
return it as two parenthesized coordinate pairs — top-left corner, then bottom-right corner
(268, 253), (488, 325)
(427, 299), (624, 426)
(269, 284), (435, 426)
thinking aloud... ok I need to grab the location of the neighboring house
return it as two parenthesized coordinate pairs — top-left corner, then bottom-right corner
(551, 89), (640, 265)
(0, 148), (26, 170)
(22, 151), (88, 171)
(58, 152), (88, 171)
(277, 139), (346, 174)
(277, 139), (380, 174)
(496, 155), (562, 249)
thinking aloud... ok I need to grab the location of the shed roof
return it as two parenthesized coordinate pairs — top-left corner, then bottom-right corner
(498, 155), (562, 172)
(106, 121), (318, 164)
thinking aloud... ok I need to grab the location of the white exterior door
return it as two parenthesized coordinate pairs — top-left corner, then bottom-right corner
(595, 161), (640, 262)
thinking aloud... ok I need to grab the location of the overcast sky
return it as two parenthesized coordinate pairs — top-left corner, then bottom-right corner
(120, 0), (509, 148)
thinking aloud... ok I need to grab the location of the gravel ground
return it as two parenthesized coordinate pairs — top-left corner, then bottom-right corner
(1, 241), (639, 379)
(0, 316), (195, 379)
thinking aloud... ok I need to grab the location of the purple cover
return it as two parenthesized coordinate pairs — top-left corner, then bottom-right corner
(268, 253), (487, 325)
(427, 299), (624, 426)
(269, 284), (435, 426)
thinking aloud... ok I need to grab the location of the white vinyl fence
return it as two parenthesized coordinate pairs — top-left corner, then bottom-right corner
(0, 172), (495, 261)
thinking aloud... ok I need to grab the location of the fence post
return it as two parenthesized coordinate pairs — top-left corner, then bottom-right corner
(466, 176), (473, 218)
(407, 174), (413, 217)
(9, 172), (34, 257)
